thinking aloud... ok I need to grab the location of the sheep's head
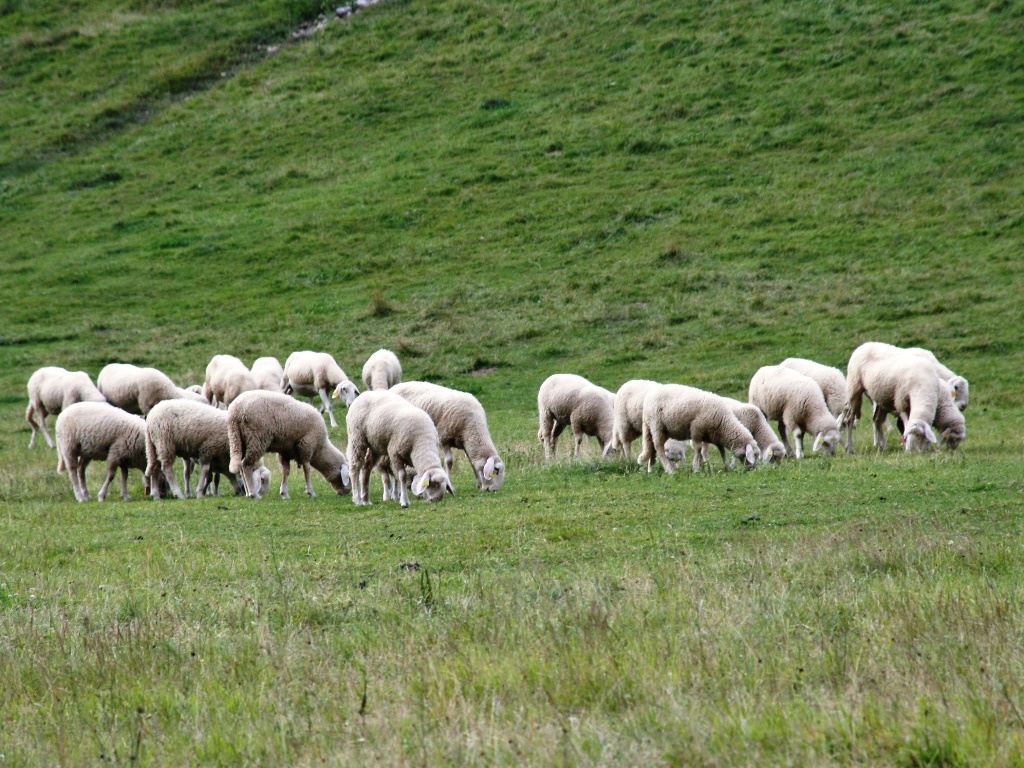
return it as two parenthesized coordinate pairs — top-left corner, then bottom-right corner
(903, 420), (938, 453)
(412, 469), (454, 503)
(812, 429), (841, 456)
(949, 376), (969, 412)
(732, 441), (758, 469)
(477, 456), (505, 492)
(663, 440), (688, 463)
(254, 465), (272, 498)
(331, 380), (360, 407)
(940, 423), (966, 450)
(329, 463), (352, 495)
(762, 443), (785, 465)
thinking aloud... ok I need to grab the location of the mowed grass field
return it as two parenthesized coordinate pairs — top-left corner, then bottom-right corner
(2, 0), (1024, 763)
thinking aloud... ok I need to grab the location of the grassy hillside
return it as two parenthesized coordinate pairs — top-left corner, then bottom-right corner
(2, 0), (1024, 763)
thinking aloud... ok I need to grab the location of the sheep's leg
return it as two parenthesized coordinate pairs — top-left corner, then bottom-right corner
(66, 454), (87, 502)
(161, 457), (186, 500)
(317, 388), (338, 428)
(871, 405), (889, 451)
(27, 403), (54, 449)
(538, 411), (554, 458)
(78, 459), (93, 502)
(302, 462), (316, 498)
(182, 458), (194, 498)
(196, 464), (212, 498)
(279, 455), (291, 499)
(238, 464), (253, 497)
(119, 466), (132, 501)
(213, 472), (222, 496)
(652, 428), (675, 474)
(691, 440), (706, 473)
(97, 462), (119, 502)
(396, 462), (410, 508)
(792, 425), (806, 459)
(359, 462), (374, 505)
(777, 422), (795, 458)
(443, 446), (454, 477)
(717, 444), (736, 471)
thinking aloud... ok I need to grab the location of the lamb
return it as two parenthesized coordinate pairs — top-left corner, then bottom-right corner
(250, 356), (284, 393)
(638, 384), (759, 473)
(611, 379), (660, 457)
(778, 357), (852, 453)
(97, 363), (209, 416)
(281, 351), (360, 428)
(844, 348), (965, 452)
(55, 402), (149, 502)
(227, 390), (352, 499)
(145, 399), (270, 500)
(361, 349), (402, 391)
(203, 354), (257, 408)
(905, 347), (969, 412)
(346, 390), (454, 508)
(720, 396), (786, 466)
(537, 374), (615, 459)
(390, 381), (504, 491)
(748, 366), (842, 458)
(26, 366), (107, 449)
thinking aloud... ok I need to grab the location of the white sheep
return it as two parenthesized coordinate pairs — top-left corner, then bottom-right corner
(537, 374), (615, 459)
(26, 366), (107, 449)
(905, 347), (969, 412)
(749, 366), (842, 458)
(361, 348), (402, 391)
(55, 402), (149, 502)
(97, 363), (209, 416)
(778, 357), (852, 453)
(203, 354), (257, 408)
(250, 356), (284, 393)
(844, 346), (965, 452)
(227, 390), (352, 499)
(390, 381), (504, 491)
(611, 379), (660, 457)
(346, 390), (453, 508)
(145, 399), (270, 500)
(720, 396), (786, 466)
(638, 384), (758, 473)
(281, 350), (360, 428)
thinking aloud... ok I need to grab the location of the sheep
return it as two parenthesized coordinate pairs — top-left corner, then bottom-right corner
(611, 379), (659, 457)
(26, 366), (107, 449)
(145, 399), (270, 500)
(638, 384), (758, 473)
(250, 356), (284, 393)
(537, 374), (615, 459)
(749, 366), (842, 458)
(719, 396), (786, 466)
(778, 357), (852, 453)
(390, 381), (504, 491)
(361, 348), (402, 391)
(905, 347), (969, 412)
(203, 354), (256, 408)
(97, 363), (209, 416)
(55, 402), (149, 502)
(346, 390), (453, 508)
(844, 348), (966, 452)
(227, 390), (352, 499)
(281, 351), (360, 428)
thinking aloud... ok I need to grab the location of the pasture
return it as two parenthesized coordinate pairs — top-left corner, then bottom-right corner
(2, 0), (1023, 763)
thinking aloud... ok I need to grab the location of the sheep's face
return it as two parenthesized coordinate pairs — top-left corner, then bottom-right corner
(941, 423), (966, 450)
(329, 464), (352, 495)
(663, 440), (688, 463)
(903, 420), (938, 453)
(733, 441), (758, 469)
(812, 429), (841, 456)
(762, 443), (785, 465)
(332, 381), (360, 407)
(950, 377), (969, 412)
(412, 469), (454, 503)
(478, 456), (505, 492)
(254, 466), (272, 498)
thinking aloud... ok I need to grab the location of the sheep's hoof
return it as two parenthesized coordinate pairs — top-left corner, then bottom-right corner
(306, 490), (317, 498)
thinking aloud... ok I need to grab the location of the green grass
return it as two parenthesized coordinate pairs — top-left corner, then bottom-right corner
(2, 0), (1024, 763)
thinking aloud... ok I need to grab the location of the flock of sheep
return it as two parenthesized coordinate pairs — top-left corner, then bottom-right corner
(24, 341), (967, 505)
(537, 341), (968, 473)
(26, 349), (504, 507)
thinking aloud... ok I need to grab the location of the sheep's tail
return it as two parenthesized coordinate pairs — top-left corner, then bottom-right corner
(144, 426), (159, 482)
(227, 415), (244, 474)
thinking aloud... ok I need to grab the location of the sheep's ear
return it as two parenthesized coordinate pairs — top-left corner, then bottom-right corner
(923, 424), (939, 443)
(445, 476), (456, 496)
(341, 465), (351, 486)
(483, 456), (496, 480)
(762, 446), (774, 463)
(412, 474), (428, 496)
(812, 432), (825, 452)
(745, 444), (757, 466)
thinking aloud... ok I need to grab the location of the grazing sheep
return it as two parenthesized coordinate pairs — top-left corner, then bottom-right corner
(749, 366), (842, 458)
(537, 374), (615, 459)
(346, 390), (453, 508)
(361, 349), (403, 391)
(203, 354), (257, 408)
(845, 349), (965, 452)
(779, 357), (852, 453)
(611, 379), (660, 457)
(905, 347), (969, 412)
(145, 399), (270, 500)
(720, 396), (786, 466)
(639, 384), (758, 473)
(390, 381), (504, 491)
(281, 351), (360, 428)
(97, 363), (209, 416)
(227, 391), (351, 499)
(250, 356), (284, 393)
(55, 402), (149, 502)
(26, 366), (107, 449)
